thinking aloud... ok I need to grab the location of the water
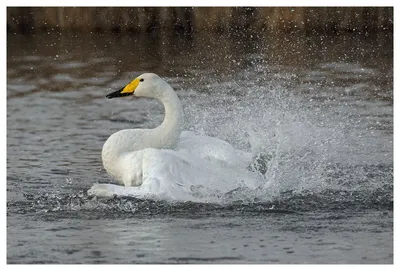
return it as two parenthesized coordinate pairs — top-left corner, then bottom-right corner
(7, 31), (393, 263)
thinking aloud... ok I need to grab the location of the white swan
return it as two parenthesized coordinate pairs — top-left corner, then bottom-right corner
(89, 73), (259, 201)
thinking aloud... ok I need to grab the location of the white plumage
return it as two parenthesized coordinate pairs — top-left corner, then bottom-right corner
(88, 73), (259, 201)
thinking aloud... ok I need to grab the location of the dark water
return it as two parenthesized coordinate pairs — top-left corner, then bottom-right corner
(7, 31), (393, 263)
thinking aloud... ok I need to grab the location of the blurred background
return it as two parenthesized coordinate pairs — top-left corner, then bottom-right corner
(6, 7), (393, 34)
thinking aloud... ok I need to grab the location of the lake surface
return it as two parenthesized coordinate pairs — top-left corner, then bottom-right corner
(7, 30), (393, 263)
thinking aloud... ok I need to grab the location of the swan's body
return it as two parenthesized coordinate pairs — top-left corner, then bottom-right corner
(91, 73), (259, 201)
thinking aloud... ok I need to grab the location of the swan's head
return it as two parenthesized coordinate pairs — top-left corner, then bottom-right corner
(106, 73), (166, 99)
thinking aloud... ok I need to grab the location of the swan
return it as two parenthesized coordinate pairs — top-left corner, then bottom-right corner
(90, 73), (259, 201)
(101, 73), (184, 186)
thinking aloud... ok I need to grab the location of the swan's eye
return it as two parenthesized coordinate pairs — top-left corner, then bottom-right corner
(140, 78), (144, 82)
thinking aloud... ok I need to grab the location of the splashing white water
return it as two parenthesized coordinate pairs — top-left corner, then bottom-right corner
(89, 67), (391, 203)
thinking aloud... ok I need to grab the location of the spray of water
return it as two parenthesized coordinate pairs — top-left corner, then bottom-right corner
(181, 80), (328, 201)
(178, 63), (392, 204)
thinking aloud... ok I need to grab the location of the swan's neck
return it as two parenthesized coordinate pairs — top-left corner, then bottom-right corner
(102, 83), (184, 179)
(152, 84), (184, 148)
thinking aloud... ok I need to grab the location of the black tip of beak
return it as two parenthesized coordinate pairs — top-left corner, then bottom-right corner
(106, 88), (132, 99)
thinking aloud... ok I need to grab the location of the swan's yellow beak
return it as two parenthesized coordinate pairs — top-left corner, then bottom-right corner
(106, 78), (140, 99)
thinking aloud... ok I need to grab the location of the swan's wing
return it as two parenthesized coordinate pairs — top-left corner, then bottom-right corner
(89, 147), (260, 201)
(145, 148), (261, 198)
(178, 131), (253, 167)
(91, 148), (216, 201)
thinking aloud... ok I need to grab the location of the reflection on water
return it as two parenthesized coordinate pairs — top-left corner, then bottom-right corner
(7, 31), (393, 263)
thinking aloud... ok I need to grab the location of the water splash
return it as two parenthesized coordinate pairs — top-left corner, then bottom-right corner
(179, 64), (392, 203)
